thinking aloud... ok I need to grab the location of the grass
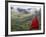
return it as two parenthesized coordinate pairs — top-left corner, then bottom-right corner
(11, 11), (41, 31)
(11, 12), (32, 31)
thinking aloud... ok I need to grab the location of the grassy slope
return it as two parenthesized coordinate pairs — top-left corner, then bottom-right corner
(11, 12), (32, 31)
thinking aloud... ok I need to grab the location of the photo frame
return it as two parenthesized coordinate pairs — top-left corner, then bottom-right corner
(5, 1), (45, 36)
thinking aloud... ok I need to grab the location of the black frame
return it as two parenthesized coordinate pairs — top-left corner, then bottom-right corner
(5, 1), (45, 36)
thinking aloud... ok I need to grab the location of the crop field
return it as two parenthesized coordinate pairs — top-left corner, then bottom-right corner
(11, 11), (34, 31)
(11, 11), (41, 31)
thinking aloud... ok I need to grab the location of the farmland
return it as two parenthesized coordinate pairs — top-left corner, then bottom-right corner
(11, 7), (41, 31)
(11, 11), (33, 31)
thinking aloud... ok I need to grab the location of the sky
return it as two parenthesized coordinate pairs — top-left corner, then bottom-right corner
(11, 5), (40, 15)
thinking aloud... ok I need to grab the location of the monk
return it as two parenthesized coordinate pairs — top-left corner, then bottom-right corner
(29, 16), (39, 30)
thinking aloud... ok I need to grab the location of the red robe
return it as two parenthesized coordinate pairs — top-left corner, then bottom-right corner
(30, 16), (39, 30)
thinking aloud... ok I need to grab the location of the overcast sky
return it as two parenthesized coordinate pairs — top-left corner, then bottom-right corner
(11, 5), (41, 15)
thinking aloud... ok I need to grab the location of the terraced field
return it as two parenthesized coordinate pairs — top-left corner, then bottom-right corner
(11, 12), (33, 31)
(11, 10), (41, 31)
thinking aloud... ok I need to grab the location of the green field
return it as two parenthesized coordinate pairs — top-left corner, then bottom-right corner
(11, 11), (33, 31)
(11, 10), (41, 31)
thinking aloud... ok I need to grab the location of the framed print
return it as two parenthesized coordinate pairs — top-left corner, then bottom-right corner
(5, 1), (45, 36)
